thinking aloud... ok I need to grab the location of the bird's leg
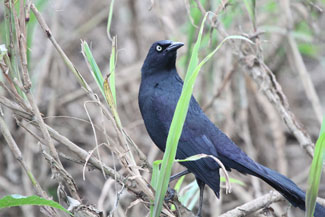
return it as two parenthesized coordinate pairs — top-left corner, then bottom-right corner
(196, 179), (205, 217)
(165, 188), (176, 201)
(165, 170), (190, 201)
(170, 169), (190, 182)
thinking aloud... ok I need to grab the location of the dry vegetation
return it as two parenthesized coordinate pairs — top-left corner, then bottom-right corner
(0, 0), (324, 217)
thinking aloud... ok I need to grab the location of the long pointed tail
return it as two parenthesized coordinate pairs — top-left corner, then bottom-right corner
(252, 163), (325, 217)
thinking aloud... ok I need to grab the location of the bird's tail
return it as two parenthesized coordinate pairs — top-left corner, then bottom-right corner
(250, 163), (325, 217)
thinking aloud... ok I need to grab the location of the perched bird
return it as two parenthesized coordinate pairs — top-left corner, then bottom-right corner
(138, 40), (325, 217)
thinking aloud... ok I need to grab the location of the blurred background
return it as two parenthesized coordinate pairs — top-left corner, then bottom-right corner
(0, 0), (325, 216)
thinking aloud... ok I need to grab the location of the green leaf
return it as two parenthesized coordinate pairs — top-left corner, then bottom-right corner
(220, 177), (246, 186)
(320, 117), (325, 136)
(0, 194), (72, 215)
(82, 40), (121, 129)
(183, 0), (204, 69)
(185, 183), (200, 210)
(106, 0), (115, 40)
(103, 77), (122, 128)
(184, 12), (207, 83)
(109, 37), (117, 105)
(174, 175), (186, 192)
(81, 41), (105, 96)
(150, 160), (161, 213)
(305, 117), (325, 217)
(179, 180), (199, 210)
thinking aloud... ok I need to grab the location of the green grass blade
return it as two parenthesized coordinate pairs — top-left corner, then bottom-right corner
(179, 181), (199, 209)
(106, 0), (115, 40)
(109, 37), (117, 105)
(151, 160), (162, 189)
(150, 160), (161, 214)
(187, 187), (199, 210)
(170, 174), (186, 211)
(305, 117), (325, 217)
(183, 13), (207, 83)
(81, 40), (120, 128)
(184, 0), (205, 70)
(0, 194), (72, 215)
(320, 117), (325, 136)
(220, 177), (246, 186)
(103, 78), (122, 128)
(106, 0), (117, 105)
(81, 41), (105, 98)
(174, 175), (186, 192)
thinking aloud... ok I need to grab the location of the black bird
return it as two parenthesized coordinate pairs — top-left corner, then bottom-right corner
(138, 40), (325, 217)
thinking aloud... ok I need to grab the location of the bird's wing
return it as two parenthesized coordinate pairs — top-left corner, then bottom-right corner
(152, 79), (222, 196)
(176, 132), (222, 196)
(152, 75), (221, 170)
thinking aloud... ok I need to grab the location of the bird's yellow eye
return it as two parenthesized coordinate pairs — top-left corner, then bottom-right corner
(156, 45), (162, 52)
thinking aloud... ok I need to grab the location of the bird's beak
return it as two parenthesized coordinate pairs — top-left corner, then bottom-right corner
(166, 42), (184, 52)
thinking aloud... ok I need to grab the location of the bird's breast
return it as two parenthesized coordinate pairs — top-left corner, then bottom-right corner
(138, 75), (183, 151)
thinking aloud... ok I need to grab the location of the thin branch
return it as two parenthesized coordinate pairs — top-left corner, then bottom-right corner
(243, 57), (315, 158)
(0, 116), (59, 217)
(203, 62), (237, 111)
(208, 10), (317, 159)
(280, 0), (323, 125)
(30, 3), (91, 91)
(219, 191), (284, 217)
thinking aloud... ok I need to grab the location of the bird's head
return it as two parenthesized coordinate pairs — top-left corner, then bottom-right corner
(141, 40), (184, 76)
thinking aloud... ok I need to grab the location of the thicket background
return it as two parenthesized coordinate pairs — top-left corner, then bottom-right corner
(0, 0), (324, 217)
